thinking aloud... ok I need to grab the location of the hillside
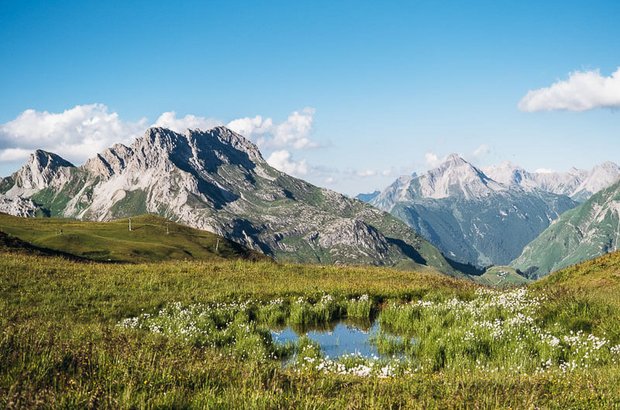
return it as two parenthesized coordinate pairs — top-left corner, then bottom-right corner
(0, 213), (266, 263)
(513, 180), (620, 278)
(535, 249), (620, 296)
(533, 250), (620, 342)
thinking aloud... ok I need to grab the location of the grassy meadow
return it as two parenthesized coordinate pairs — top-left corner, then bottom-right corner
(2, 247), (620, 409)
(0, 213), (265, 263)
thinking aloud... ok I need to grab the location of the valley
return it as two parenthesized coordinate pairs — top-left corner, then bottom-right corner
(367, 153), (620, 272)
(2, 1), (618, 408)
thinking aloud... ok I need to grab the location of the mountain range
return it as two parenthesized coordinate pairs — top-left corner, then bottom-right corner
(2, 126), (618, 280)
(0, 126), (456, 274)
(483, 161), (620, 202)
(368, 155), (620, 269)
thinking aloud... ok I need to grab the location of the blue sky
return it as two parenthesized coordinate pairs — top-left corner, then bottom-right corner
(1, 0), (619, 195)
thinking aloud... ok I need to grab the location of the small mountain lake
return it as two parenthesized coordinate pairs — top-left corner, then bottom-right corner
(271, 320), (409, 359)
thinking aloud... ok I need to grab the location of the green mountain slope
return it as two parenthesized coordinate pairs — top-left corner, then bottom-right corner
(533, 250), (620, 337)
(535, 250), (620, 295)
(512, 180), (620, 278)
(0, 213), (266, 263)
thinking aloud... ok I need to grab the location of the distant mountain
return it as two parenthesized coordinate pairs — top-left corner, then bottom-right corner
(0, 127), (456, 273)
(379, 154), (507, 202)
(483, 161), (620, 202)
(371, 154), (577, 267)
(355, 191), (380, 203)
(512, 180), (620, 278)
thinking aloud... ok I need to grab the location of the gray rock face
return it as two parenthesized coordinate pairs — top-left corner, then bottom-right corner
(83, 144), (133, 178)
(316, 219), (390, 262)
(371, 154), (578, 268)
(6, 150), (74, 195)
(0, 196), (38, 217)
(0, 126), (456, 274)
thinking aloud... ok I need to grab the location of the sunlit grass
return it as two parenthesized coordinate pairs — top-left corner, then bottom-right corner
(2, 251), (620, 408)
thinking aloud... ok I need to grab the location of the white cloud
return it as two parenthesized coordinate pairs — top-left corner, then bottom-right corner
(356, 169), (377, 177)
(266, 150), (308, 176)
(0, 104), (321, 170)
(228, 107), (317, 150)
(0, 104), (147, 165)
(153, 112), (221, 132)
(425, 152), (447, 168)
(226, 115), (273, 139)
(472, 144), (490, 158)
(0, 148), (31, 162)
(534, 168), (556, 174)
(519, 67), (620, 112)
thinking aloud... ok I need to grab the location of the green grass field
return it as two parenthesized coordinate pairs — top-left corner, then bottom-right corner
(0, 213), (266, 263)
(475, 265), (531, 287)
(2, 245), (620, 408)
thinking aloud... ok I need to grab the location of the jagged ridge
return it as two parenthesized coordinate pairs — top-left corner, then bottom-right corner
(483, 161), (620, 202)
(371, 154), (578, 267)
(0, 126), (457, 274)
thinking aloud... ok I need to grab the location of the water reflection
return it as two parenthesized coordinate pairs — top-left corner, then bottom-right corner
(272, 320), (394, 359)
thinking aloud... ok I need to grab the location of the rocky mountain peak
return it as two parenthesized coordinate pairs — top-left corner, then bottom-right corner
(571, 161), (620, 201)
(197, 126), (264, 163)
(13, 150), (74, 190)
(127, 126), (264, 173)
(568, 166), (583, 175)
(433, 154), (478, 175)
(371, 155), (505, 208)
(592, 161), (620, 174)
(82, 144), (133, 178)
(31, 149), (74, 169)
(140, 127), (185, 152)
(421, 154), (502, 199)
(372, 154), (578, 268)
(444, 153), (466, 164)
(483, 161), (535, 189)
(0, 125), (456, 273)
